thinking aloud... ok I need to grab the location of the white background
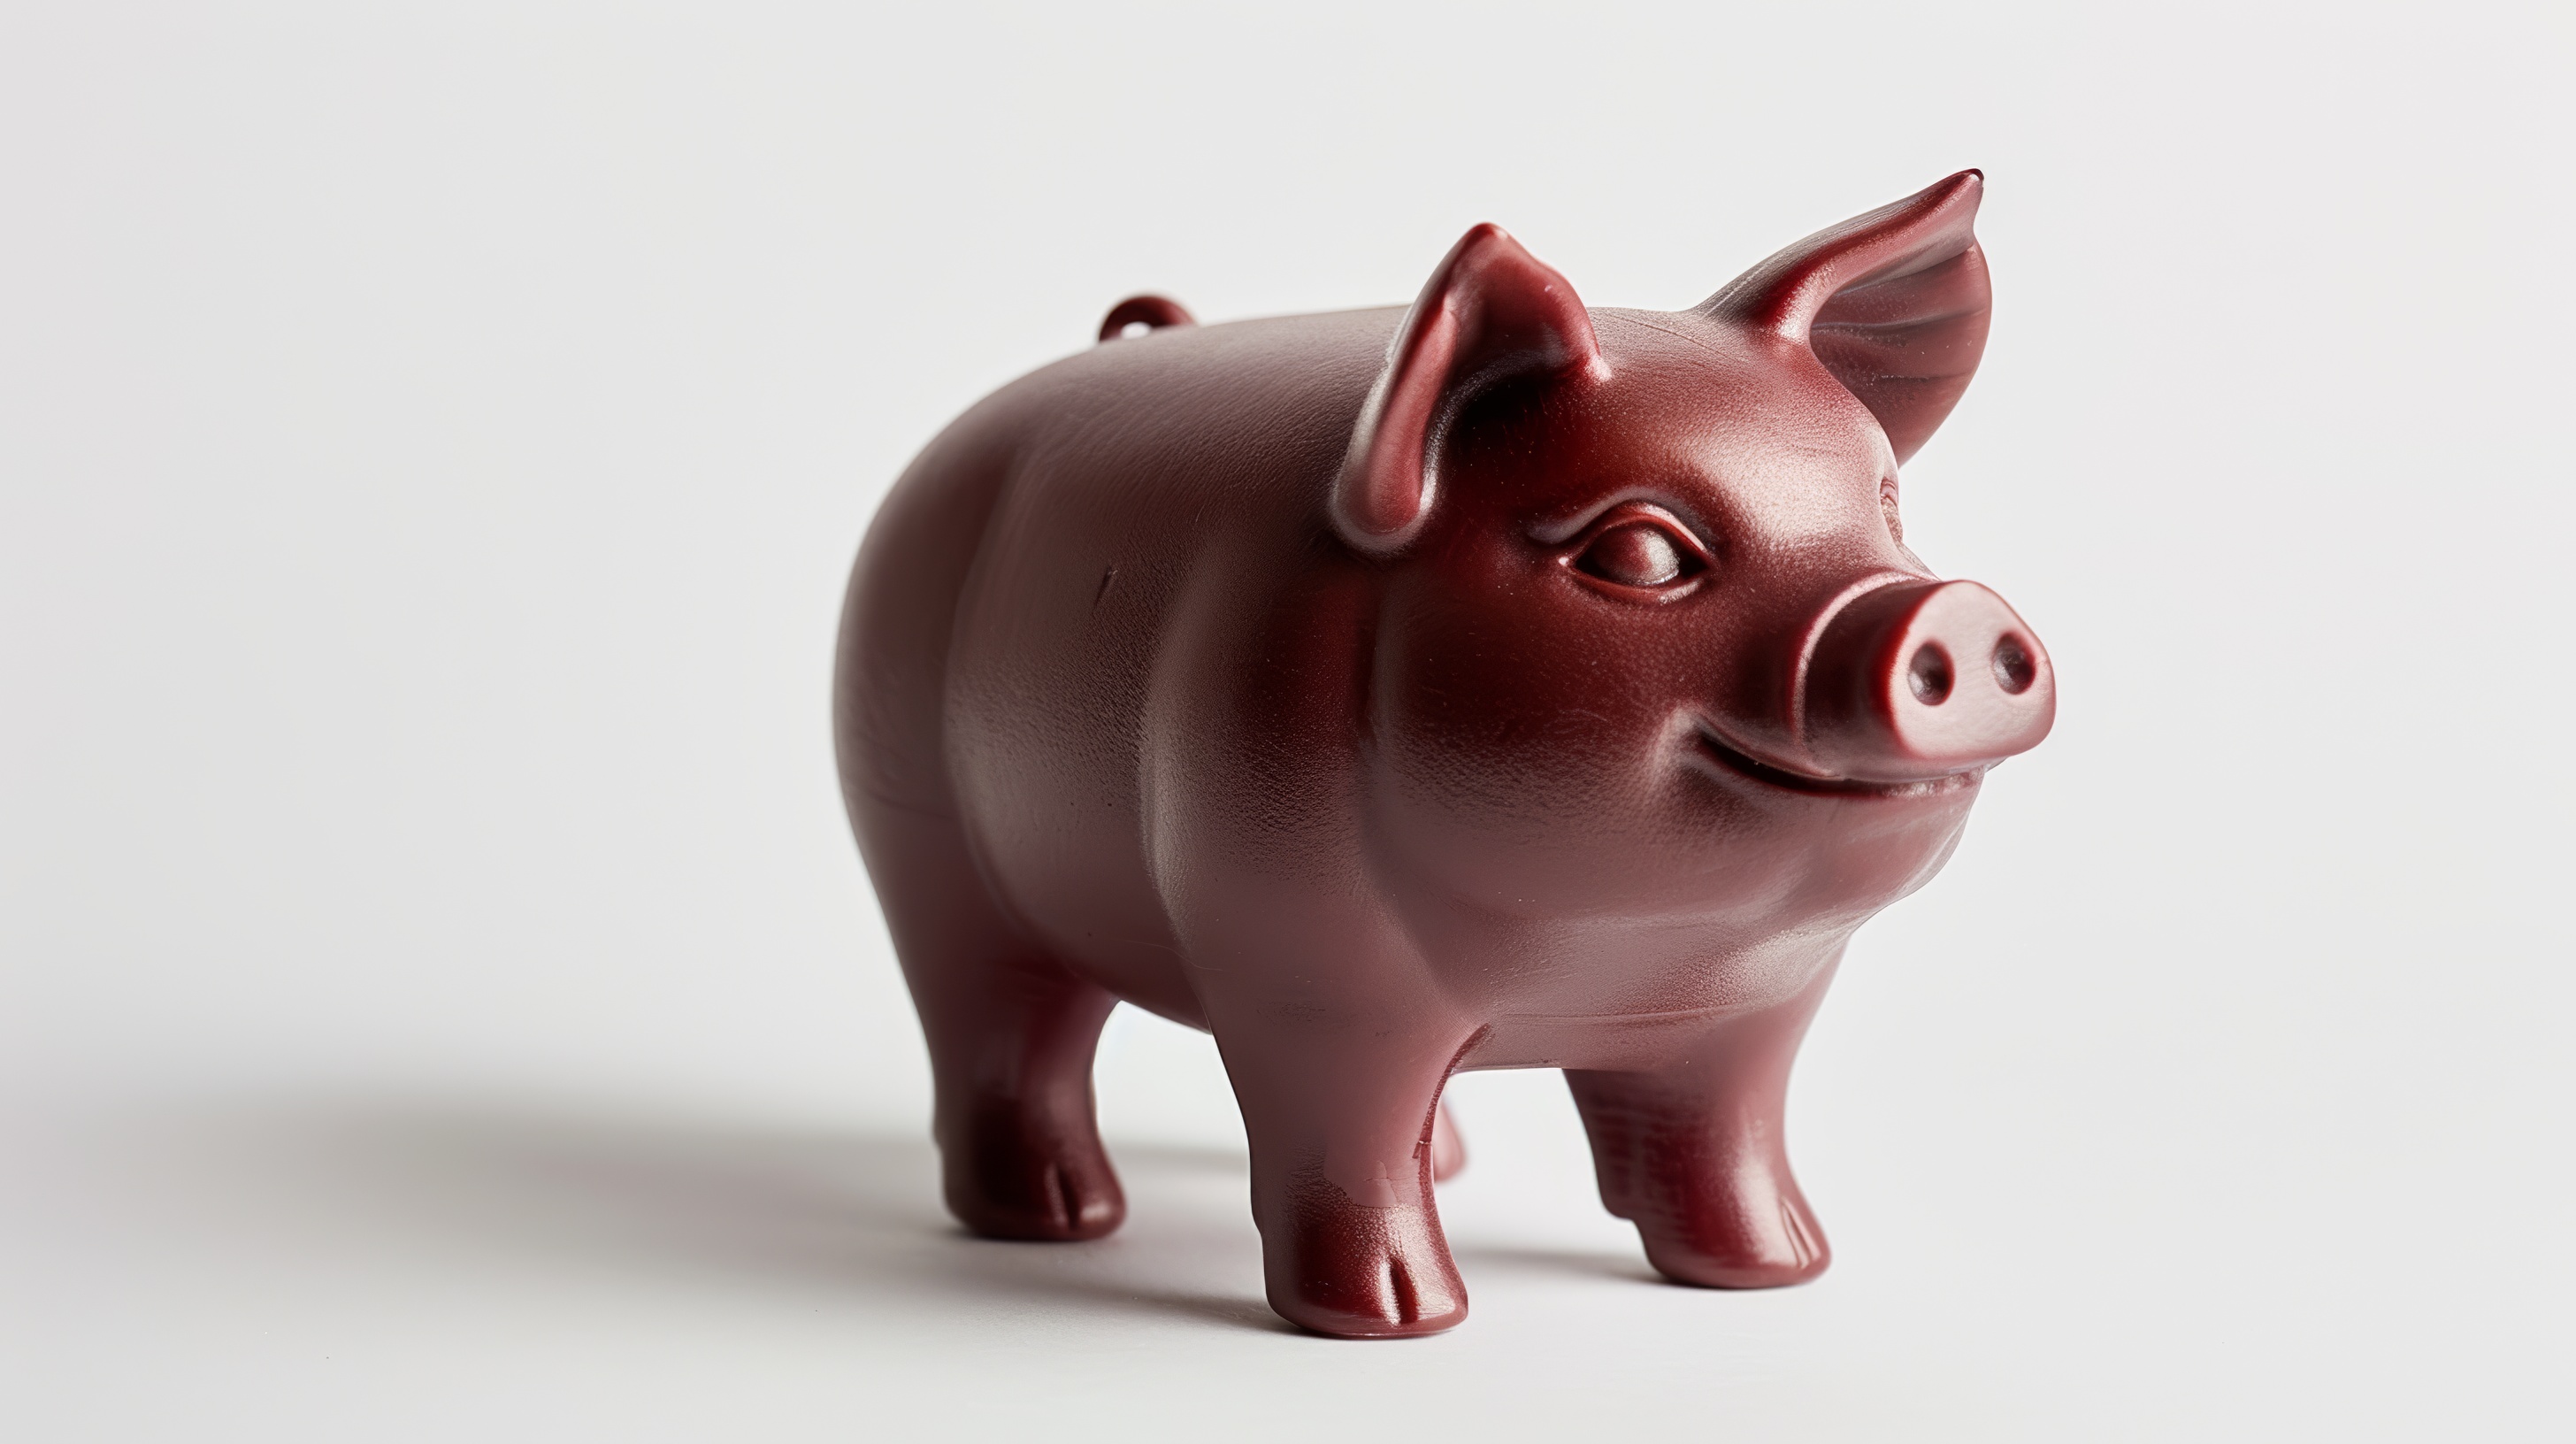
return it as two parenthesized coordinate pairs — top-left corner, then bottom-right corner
(4, 3), (2569, 1439)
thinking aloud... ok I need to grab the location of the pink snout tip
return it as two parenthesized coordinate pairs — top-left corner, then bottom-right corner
(1801, 580), (2054, 784)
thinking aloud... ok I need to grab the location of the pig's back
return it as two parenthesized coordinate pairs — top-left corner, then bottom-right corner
(839, 306), (1398, 1019)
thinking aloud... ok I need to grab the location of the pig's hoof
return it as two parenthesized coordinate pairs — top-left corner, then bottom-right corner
(1264, 1191), (1468, 1337)
(1272, 1249), (1468, 1339)
(1637, 1194), (1831, 1289)
(940, 1110), (1125, 1242)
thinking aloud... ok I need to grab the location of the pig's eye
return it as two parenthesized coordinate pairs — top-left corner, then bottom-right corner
(1575, 520), (1704, 589)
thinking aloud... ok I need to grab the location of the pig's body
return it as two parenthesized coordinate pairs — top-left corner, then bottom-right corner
(843, 305), (1951, 1045)
(834, 173), (2052, 1338)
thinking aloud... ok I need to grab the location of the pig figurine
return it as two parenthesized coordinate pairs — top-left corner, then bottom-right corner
(834, 172), (2052, 1337)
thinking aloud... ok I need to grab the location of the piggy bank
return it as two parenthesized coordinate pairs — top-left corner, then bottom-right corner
(834, 172), (2051, 1338)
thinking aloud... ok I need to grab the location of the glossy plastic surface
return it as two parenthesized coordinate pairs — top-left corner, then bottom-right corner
(833, 172), (2051, 1337)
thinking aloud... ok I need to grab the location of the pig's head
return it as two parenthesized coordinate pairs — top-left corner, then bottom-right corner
(1337, 172), (2051, 939)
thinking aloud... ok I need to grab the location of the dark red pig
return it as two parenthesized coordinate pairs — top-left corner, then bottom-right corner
(834, 172), (2052, 1338)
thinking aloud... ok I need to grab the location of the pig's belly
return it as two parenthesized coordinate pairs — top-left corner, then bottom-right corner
(954, 746), (1204, 1029)
(943, 568), (1206, 1028)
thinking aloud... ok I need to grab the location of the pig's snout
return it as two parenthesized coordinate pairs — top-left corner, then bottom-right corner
(1800, 580), (2053, 783)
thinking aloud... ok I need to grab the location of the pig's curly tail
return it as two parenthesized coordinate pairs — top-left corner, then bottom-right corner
(1097, 294), (1195, 342)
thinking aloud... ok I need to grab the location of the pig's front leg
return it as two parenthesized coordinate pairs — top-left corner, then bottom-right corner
(1565, 966), (1836, 1289)
(1208, 1006), (1476, 1338)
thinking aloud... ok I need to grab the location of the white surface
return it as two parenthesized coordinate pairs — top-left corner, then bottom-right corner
(4, 3), (2570, 1439)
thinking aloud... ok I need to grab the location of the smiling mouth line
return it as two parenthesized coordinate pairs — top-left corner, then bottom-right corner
(1688, 724), (1984, 800)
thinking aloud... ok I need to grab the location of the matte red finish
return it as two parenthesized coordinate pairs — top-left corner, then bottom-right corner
(834, 172), (2050, 1338)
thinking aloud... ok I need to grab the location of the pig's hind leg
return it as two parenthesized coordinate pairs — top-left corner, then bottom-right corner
(861, 804), (1125, 1242)
(1564, 971), (1836, 1288)
(1430, 1101), (1467, 1181)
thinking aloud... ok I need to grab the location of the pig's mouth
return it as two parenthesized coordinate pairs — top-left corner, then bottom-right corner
(1688, 722), (1983, 800)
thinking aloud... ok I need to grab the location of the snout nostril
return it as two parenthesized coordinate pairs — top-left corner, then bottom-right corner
(1905, 644), (1953, 706)
(1992, 636), (2036, 695)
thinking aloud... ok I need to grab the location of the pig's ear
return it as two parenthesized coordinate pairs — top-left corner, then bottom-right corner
(1698, 171), (1990, 464)
(1333, 224), (1604, 553)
